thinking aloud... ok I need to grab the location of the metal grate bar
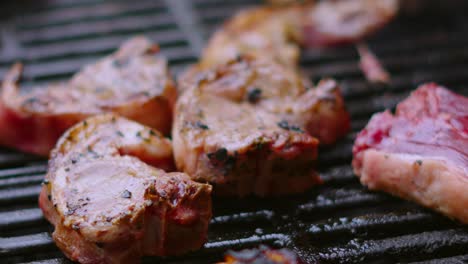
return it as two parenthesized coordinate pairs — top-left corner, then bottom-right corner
(0, 46), (196, 81)
(16, 1), (166, 29)
(0, 208), (45, 232)
(409, 254), (468, 264)
(316, 229), (468, 263)
(165, 0), (205, 55)
(17, 14), (176, 45)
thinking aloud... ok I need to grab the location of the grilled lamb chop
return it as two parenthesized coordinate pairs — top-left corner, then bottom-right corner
(353, 84), (468, 223)
(202, 0), (398, 68)
(0, 36), (176, 156)
(175, 56), (349, 196)
(39, 114), (212, 263)
(302, 0), (399, 46)
(219, 246), (304, 264)
(200, 6), (302, 68)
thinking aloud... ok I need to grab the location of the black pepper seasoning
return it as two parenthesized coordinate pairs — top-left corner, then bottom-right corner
(72, 223), (80, 231)
(277, 120), (290, 130)
(195, 121), (209, 130)
(277, 120), (303, 133)
(207, 148), (228, 162)
(247, 88), (262, 103)
(121, 190), (132, 199)
(113, 58), (129, 68)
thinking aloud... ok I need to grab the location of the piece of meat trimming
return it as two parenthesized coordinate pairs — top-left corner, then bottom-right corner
(357, 43), (390, 83)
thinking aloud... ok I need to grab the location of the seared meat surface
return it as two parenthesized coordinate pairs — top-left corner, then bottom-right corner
(39, 115), (212, 263)
(0, 37), (176, 156)
(353, 84), (468, 223)
(175, 56), (349, 196)
(219, 246), (304, 264)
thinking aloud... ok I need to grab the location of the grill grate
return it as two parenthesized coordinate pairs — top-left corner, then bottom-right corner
(0, 0), (467, 263)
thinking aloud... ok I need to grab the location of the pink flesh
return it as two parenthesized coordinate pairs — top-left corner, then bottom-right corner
(354, 83), (468, 171)
(357, 44), (390, 83)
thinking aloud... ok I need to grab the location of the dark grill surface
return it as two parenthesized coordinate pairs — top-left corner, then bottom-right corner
(1, 0), (467, 263)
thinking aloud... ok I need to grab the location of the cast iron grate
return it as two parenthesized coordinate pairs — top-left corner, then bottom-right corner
(0, 0), (467, 263)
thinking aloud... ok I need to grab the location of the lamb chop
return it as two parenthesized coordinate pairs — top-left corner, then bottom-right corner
(302, 0), (399, 46)
(202, 0), (398, 68)
(200, 6), (302, 68)
(219, 246), (304, 264)
(174, 55), (350, 196)
(353, 84), (468, 223)
(0, 36), (176, 156)
(39, 114), (212, 263)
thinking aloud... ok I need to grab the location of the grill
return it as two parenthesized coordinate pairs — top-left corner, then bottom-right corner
(1, 0), (467, 263)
